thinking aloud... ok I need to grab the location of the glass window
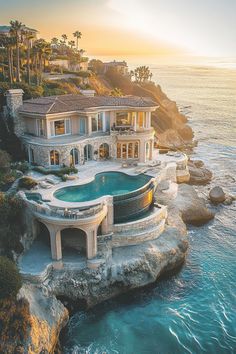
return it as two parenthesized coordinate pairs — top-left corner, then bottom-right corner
(50, 150), (59, 165)
(92, 117), (97, 132)
(54, 120), (65, 135)
(137, 112), (144, 128)
(116, 112), (132, 126)
(117, 143), (121, 158)
(98, 113), (103, 131)
(128, 143), (133, 159)
(122, 144), (127, 159)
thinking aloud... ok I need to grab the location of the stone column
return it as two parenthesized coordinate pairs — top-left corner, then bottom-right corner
(49, 228), (62, 260)
(147, 112), (151, 128)
(86, 229), (97, 259)
(139, 140), (146, 163)
(101, 215), (108, 234)
(102, 112), (106, 132)
(134, 112), (137, 131)
(87, 116), (92, 135)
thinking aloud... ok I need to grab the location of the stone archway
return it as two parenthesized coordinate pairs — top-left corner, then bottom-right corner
(61, 228), (87, 257)
(99, 143), (110, 159)
(36, 221), (51, 247)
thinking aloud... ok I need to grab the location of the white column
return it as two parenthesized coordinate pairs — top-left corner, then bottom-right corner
(134, 112), (137, 131)
(148, 112), (151, 128)
(102, 112), (106, 132)
(49, 229), (62, 261)
(86, 229), (97, 259)
(87, 116), (92, 135)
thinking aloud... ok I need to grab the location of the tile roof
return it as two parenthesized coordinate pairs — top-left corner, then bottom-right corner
(19, 94), (158, 115)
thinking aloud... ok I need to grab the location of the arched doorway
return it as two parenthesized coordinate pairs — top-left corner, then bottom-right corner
(84, 144), (93, 161)
(99, 143), (109, 159)
(70, 148), (79, 166)
(61, 228), (87, 258)
(50, 150), (60, 166)
(37, 221), (50, 247)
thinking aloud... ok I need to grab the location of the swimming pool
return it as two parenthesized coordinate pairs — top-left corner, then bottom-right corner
(54, 172), (152, 203)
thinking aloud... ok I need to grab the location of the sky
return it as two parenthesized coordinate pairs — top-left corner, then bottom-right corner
(1, 0), (236, 58)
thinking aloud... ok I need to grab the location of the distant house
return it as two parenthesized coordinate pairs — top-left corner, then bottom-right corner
(0, 25), (38, 39)
(103, 60), (129, 76)
(49, 59), (89, 72)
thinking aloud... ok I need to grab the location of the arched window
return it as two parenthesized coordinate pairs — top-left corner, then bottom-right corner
(70, 148), (79, 165)
(50, 150), (60, 166)
(84, 144), (93, 161)
(99, 143), (109, 159)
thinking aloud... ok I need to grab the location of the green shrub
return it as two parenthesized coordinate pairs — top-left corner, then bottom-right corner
(18, 177), (37, 190)
(0, 194), (25, 255)
(0, 149), (11, 173)
(12, 161), (30, 173)
(61, 175), (68, 182)
(0, 256), (22, 299)
(33, 165), (78, 177)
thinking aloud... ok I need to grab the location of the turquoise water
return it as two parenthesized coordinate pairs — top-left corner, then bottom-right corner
(62, 62), (236, 353)
(54, 172), (151, 202)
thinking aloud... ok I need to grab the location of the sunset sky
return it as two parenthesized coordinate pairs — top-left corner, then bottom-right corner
(1, 0), (236, 57)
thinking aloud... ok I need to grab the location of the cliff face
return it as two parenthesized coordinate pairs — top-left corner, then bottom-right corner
(89, 73), (194, 149)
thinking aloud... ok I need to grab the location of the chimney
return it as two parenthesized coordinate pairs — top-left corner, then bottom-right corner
(5, 89), (24, 136)
(80, 89), (96, 97)
(5, 89), (24, 117)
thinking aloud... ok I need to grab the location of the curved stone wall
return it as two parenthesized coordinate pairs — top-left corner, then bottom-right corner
(113, 181), (155, 223)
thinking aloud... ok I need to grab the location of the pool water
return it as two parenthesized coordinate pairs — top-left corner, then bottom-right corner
(54, 172), (151, 202)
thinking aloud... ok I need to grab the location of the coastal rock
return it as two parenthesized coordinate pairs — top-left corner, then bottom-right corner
(155, 183), (214, 226)
(209, 186), (226, 204)
(188, 160), (212, 185)
(47, 226), (188, 308)
(19, 284), (69, 354)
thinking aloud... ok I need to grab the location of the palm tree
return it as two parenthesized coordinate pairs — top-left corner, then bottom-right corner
(73, 31), (82, 51)
(10, 20), (23, 82)
(68, 40), (75, 49)
(33, 39), (51, 85)
(61, 34), (68, 45)
(22, 30), (35, 85)
(51, 37), (59, 47)
(0, 35), (15, 84)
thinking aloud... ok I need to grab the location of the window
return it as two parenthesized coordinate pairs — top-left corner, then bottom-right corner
(116, 112), (132, 126)
(116, 142), (139, 160)
(70, 148), (79, 165)
(92, 113), (103, 132)
(50, 119), (71, 137)
(128, 143), (133, 158)
(50, 150), (60, 165)
(134, 142), (139, 158)
(137, 112), (144, 128)
(117, 143), (121, 158)
(36, 119), (45, 136)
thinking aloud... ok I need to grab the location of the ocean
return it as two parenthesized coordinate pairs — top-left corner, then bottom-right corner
(62, 59), (236, 354)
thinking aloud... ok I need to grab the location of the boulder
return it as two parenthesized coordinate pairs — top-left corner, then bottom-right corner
(158, 180), (170, 191)
(155, 183), (214, 226)
(188, 160), (212, 185)
(209, 186), (226, 204)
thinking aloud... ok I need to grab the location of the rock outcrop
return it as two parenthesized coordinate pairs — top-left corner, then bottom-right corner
(209, 186), (226, 204)
(47, 226), (188, 308)
(155, 183), (215, 226)
(188, 159), (213, 185)
(19, 284), (69, 354)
